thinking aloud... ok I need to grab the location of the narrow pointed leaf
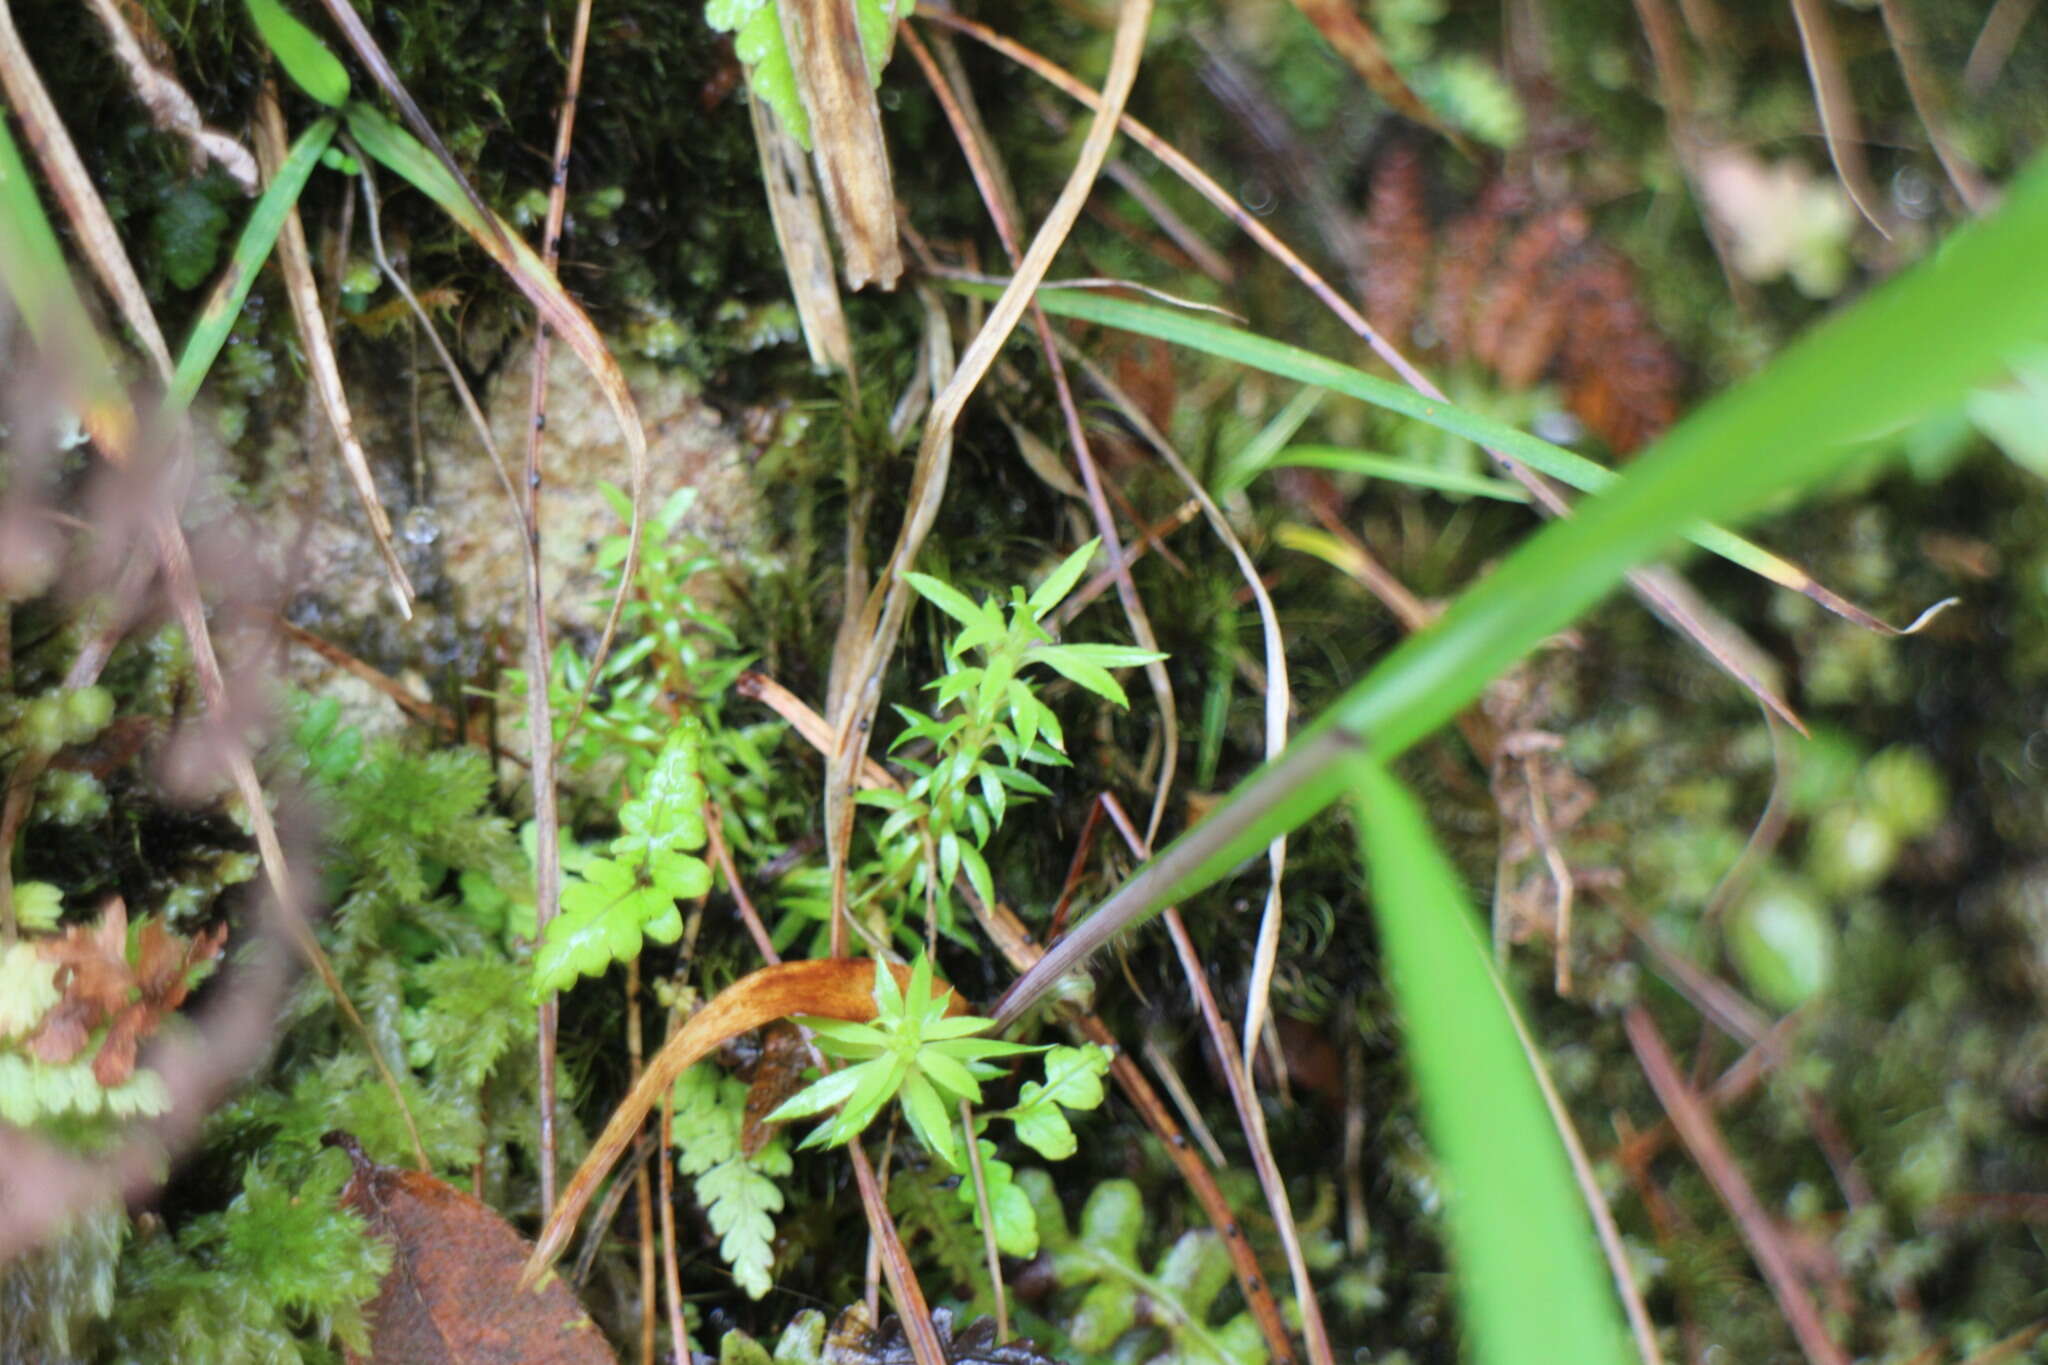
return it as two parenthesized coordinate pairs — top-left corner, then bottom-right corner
(245, 0), (351, 107)
(904, 572), (985, 628)
(1028, 538), (1101, 618)
(1347, 755), (1630, 1365)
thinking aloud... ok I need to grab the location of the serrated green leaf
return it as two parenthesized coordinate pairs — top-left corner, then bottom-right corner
(735, 3), (809, 146)
(614, 724), (709, 862)
(704, 0), (772, 30)
(0, 942), (59, 1036)
(672, 1063), (789, 1299)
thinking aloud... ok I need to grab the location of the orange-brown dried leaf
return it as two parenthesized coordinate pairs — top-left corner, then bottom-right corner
(29, 903), (227, 1085)
(328, 1132), (619, 1365)
(39, 898), (135, 1018)
(1557, 253), (1682, 453)
(1470, 208), (1585, 372)
(27, 1001), (93, 1066)
(92, 1002), (152, 1086)
(1429, 180), (1519, 356)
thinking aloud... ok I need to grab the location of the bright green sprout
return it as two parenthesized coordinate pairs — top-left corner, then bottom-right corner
(851, 538), (1165, 939)
(765, 955), (1041, 1171)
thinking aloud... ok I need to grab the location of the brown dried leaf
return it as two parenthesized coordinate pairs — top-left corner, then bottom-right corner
(39, 897), (134, 1017)
(26, 1001), (92, 1066)
(328, 1132), (619, 1365)
(28, 902), (228, 1084)
(740, 1020), (811, 1157)
(780, 0), (903, 290)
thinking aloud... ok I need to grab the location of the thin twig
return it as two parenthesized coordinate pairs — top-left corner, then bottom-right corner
(628, 961), (658, 1365)
(1626, 1006), (1848, 1365)
(849, 1140), (948, 1365)
(253, 85), (414, 618)
(959, 1099), (1010, 1340)
(1786, 0), (1894, 239)
(1139, 1038), (1229, 1167)
(1964, 0), (2037, 95)
(707, 799), (779, 963)
(349, 145), (529, 531)
(1102, 794), (1334, 1365)
(528, 0), (598, 1218)
(658, 1057), (689, 1365)
(78, 0), (256, 191)
(1876, 0), (1993, 213)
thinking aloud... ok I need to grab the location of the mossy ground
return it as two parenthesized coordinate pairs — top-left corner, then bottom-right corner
(4, 1), (2047, 1362)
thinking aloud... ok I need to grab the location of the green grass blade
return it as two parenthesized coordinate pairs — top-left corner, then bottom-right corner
(961, 281), (1819, 589)
(169, 116), (336, 409)
(1213, 384), (1325, 497)
(244, 0), (351, 108)
(993, 149), (2048, 1027)
(1276, 444), (1531, 502)
(0, 116), (87, 339)
(1346, 753), (1632, 1365)
(0, 116), (136, 445)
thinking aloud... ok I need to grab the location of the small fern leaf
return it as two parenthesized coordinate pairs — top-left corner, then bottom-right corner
(673, 1063), (790, 1300)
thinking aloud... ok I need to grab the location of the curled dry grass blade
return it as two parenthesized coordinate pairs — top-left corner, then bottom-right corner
(520, 958), (967, 1291)
(1347, 756), (1634, 1365)
(993, 148), (2048, 1029)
